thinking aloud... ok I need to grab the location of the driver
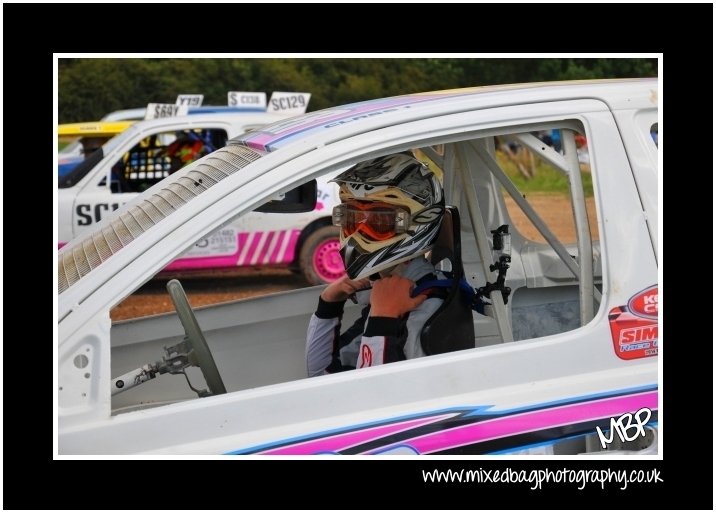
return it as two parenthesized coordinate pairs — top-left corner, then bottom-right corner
(165, 130), (210, 171)
(305, 153), (446, 376)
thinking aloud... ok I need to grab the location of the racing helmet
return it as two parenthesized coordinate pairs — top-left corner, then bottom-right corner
(331, 153), (444, 279)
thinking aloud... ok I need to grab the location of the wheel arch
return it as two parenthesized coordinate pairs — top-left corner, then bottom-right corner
(291, 216), (333, 267)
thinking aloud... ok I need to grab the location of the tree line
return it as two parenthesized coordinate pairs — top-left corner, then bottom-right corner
(59, 58), (657, 123)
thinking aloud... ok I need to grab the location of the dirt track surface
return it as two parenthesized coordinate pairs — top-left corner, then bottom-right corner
(505, 193), (598, 244)
(111, 268), (310, 321)
(110, 193), (596, 321)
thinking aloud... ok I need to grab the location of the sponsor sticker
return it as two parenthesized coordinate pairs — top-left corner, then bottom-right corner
(609, 285), (658, 360)
(183, 228), (238, 257)
(627, 285), (658, 319)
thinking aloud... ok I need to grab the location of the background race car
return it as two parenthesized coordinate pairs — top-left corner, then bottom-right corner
(58, 110), (343, 285)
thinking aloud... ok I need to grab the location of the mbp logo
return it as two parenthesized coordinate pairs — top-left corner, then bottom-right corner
(595, 407), (652, 450)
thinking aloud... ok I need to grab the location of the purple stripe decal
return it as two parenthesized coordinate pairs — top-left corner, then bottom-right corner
(242, 101), (411, 147)
(384, 391), (658, 455)
(269, 230), (286, 264)
(58, 242), (67, 249)
(241, 94), (451, 151)
(258, 414), (455, 455)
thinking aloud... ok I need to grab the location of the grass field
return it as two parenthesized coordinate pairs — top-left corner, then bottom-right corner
(495, 150), (593, 197)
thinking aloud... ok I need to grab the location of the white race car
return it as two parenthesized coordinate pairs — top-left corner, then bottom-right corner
(58, 79), (658, 455)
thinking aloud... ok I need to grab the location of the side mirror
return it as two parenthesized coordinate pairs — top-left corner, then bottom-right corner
(254, 179), (317, 213)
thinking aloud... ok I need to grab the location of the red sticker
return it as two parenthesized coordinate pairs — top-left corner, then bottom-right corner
(609, 286), (658, 360)
(627, 286), (658, 319)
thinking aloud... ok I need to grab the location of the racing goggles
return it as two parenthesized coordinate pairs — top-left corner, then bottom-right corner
(332, 201), (409, 241)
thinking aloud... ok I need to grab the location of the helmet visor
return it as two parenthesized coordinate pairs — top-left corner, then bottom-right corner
(333, 201), (409, 241)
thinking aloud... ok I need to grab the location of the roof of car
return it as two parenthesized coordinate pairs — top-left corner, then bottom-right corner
(237, 79), (657, 152)
(108, 111), (289, 134)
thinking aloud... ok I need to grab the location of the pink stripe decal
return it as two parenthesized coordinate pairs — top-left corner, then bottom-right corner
(259, 414), (455, 455)
(389, 391), (658, 455)
(165, 255), (241, 271)
(243, 231), (264, 265)
(58, 242), (67, 249)
(235, 232), (250, 265)
(164, 233), (246, 271)
(283, 229), (301, 263)
(137, 229), (303, 271)
(258, 231), (275, 264)
(269, 231), (286, 264)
